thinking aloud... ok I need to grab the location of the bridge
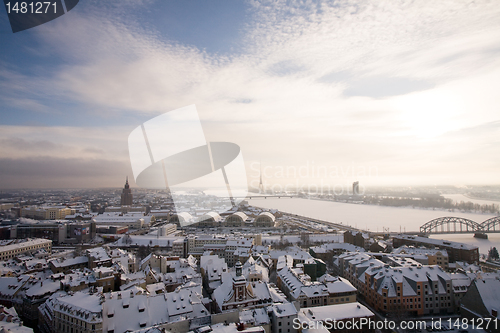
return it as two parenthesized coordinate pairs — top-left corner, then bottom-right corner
(233, 195), (295, 200)
(420, 216), (500, 234)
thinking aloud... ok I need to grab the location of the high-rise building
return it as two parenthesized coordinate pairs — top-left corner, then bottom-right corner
(352, 181), (359, 195)
(120, 177), (133, 206)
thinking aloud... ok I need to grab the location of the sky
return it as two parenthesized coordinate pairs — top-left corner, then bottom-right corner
(1, 0), (500, 190)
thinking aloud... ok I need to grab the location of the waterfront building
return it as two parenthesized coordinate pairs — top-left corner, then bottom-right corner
(334, 252), (454, 316)
(392, 234), (479, 263)
(392, 245), (449, 270)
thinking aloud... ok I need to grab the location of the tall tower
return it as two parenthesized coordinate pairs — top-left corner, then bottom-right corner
(120, 177), (133, 206)
(259, 161), (264, 194)
(233, 261), (247, 302)
(353, 181), (359, 196)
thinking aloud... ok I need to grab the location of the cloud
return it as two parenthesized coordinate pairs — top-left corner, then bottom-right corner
(2, 0), (500, 187)
(0, 157), (131, 189)
(343, 76), (435, 98)
(0, 126), (130, 160)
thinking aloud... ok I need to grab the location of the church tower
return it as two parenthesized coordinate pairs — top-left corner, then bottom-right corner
(233, 261), (247, 302)
(120, 177), (133, 206)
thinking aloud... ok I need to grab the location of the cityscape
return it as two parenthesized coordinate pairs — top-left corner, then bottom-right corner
(2, 1), (500, 333)
(0, 180), (500, 333)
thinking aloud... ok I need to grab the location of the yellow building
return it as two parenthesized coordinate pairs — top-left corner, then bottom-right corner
(21, 205), (75, 220)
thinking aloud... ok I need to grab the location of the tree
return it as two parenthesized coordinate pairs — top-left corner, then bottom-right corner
(137, 245), (150, 261)
(488, 247), (499, 261)
(300, 232), (310, 247)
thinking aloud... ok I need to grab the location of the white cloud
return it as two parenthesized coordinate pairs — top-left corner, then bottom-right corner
(2, 0), (500, 187)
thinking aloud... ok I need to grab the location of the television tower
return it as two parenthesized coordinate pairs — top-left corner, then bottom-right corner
(259, 161), (264, 194)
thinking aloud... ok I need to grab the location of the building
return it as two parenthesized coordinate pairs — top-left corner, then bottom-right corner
(105, 206), (145, 213)
(92, 212), (146, 229)
(450, 271), (471, 312)
(310, 243), (365, 265)
(0, 305), (34, 333)
(253, 212), (276, 228)
(21, 206), (75, 220)
(225, 212), (249, 227)
(277, 265), (356, 308)
(120, 177), (133, 206)
(96, 225), (128, 235)
(392, 234), (479, 263)
(49, 256), (89, 274)
(39, 286), (210, 333)
(178, 211), (276, 229)
(0, 239), (52, 261)
(172, 238), (187, 258)
(296, 302), (375, 333)
(93, 267), (116, 293)
(353, 181), (359, 195)
(212, 262), (273, 312)
(169, 212), (195, 227)
(197, 212), (223, 227)
(11, 221), (96, 245)
(200, 255), (228, 293)
(460, 277), (500, 332)
(392, 245), (449, 270)
(270, 302), (298, 333)
(343, 231), (369, 250)
(157, 223), (177, 236)
(87, 247), (112, 269)
(335, 252), (454, 316)
(269, 248), (314, 268)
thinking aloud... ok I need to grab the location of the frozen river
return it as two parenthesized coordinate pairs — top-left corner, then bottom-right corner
(248, 197), (496, 233)
(249, 197), (500, 254)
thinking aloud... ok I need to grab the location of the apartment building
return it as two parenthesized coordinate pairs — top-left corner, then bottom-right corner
(335, 252), (454, 316)
(0, 239), (52, 261)
(393, 235), (479, 263)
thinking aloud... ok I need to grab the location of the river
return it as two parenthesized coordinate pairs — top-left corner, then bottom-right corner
(248, 197), (500, 254)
